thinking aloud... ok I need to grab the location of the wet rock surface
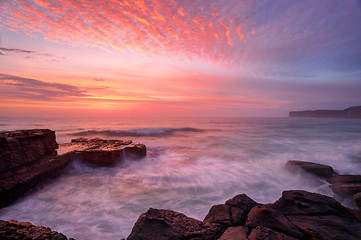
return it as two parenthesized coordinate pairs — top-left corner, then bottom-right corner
(285, 160), (335, 178)
(62, 137), (146, 166)
(0, 220), (72, 240)
(127, 190), (361, 239)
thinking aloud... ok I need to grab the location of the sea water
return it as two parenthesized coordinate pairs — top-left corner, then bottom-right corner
(0, 116), (360, 239)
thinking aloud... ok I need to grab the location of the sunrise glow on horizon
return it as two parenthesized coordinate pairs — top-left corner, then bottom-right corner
(1, 0), (361, 117)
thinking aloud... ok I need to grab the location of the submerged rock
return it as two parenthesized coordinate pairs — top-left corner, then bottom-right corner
(285, 160), (335, 178)
(354, 192), (361, 209)
(128, 190), (361, 239)
(0, 220), (72, 240)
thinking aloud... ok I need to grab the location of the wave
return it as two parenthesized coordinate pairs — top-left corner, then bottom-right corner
(69, 127), (203, 137)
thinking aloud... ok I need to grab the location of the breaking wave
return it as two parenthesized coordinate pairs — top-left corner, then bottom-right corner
(69, 127), (203, 137)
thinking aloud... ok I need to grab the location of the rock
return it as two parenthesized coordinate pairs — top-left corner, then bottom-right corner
(248, 226), (299, 240)
(273, 190), (361, 240)
(0, 153), (73, 208)
(0, 132), (147, 208)
(0, 129), (58, 172)
(64, 138), (146, 166)
(354, 192), (361, 209)
(285, 160), (335, 178)
(225, 194), (259, 226)
(272, 190), (352, 217)
(245, 204), (304, 238)
(0, 130), (69, 208)
(326, 175), (361, 196)
(332, 183), (361, 196)
(327, 174), (361, 184)
(203, 204), (231, 226)
(288, 214), (361, 240)
(128, 190), (361, 240)
(127, 208), (224, 240)
(0, 220), (72, 240)
(218, 226), (249, 240)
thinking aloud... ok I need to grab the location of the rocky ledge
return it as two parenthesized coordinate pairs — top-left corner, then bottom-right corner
(127, 190), (361, 240)
(286, 160), (361, 209)
(289, 105), (361, 118)
(0, 129), (146, 208)
(0, 220), (73, 240)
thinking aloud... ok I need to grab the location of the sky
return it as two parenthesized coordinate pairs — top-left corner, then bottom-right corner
(0, 0), (361, 117)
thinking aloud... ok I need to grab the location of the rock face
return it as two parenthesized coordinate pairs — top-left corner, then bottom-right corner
(0, 129), (58, 172)
(0, 220), (71, 240)
(0, 131), (147, 208)
(289, 105), (361, 118)
(128, 190), (361, 240)
(285, 160), (335, 178)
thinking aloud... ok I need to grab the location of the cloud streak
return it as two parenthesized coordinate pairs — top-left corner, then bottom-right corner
(0, 73), (88, 101)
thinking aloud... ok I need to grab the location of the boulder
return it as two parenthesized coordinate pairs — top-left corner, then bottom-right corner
(0, 129), (58, 172)
(0, 220), (72, 240)
(245, 204), (304, 238)
(248, 226), (299, 240)
(127, 208), (224, 240)
(203, 204), (231, 226)
(225, 194), (259, 226)
(285, 160), (335, 178)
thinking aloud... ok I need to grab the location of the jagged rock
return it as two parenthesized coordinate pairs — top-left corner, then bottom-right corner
(218, 226), (249, 240)
(225, 194), (259, 226)
(285, 160), (335, 178)
(127, 190), (361, 240)
(0, 220), (72, 240)
(0, 129), (58, 172)
(127, 208), (224, 240)
(203, 204), (231, 226)
(245, 204), (304, 238)
(354, 192), (361, 209)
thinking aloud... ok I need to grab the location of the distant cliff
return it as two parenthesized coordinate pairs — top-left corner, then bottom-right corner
(289, 106), (361, 118)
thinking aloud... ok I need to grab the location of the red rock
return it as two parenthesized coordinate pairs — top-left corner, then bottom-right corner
(0, 220), (71, 240)
(203, 204), (231, 226)
(127, 208), (224, 240)
(245, 204), (304, 238)
(226, 194), (259, 226)
(218, 226), (249, 240)
(0, 129), (58, 172)
(248, 226), (299, 240)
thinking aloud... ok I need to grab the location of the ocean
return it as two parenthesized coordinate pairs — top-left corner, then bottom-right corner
(0, 116), (361, 239)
